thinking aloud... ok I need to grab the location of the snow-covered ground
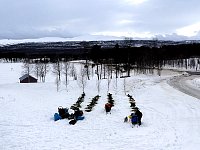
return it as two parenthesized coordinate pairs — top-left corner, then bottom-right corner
(0, 62), (200, 150)
(190, 78), (200, 88)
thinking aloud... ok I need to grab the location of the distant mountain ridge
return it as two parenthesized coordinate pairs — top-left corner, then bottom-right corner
(0, 34), (200, 46)
(0, 35), (123, 46)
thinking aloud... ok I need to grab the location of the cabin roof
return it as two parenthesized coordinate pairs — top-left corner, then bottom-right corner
(19, 74), (37, 81)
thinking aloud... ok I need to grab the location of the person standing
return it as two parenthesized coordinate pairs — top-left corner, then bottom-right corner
(135, 108), (142, 126)
(105, 103), (112, 114)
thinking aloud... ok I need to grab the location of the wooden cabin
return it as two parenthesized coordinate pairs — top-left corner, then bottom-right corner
(19, 74), (37, 83)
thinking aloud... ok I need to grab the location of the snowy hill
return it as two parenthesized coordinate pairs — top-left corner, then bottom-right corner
(0, 62), (200, 150)
(0, 35), (123, 46)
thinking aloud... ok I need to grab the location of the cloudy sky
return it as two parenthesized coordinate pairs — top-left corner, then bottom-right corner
(0, 0), (200, 40)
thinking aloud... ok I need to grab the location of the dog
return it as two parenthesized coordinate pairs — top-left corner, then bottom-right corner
(124, 115), (132, 123)
(69, 119), (77, 125)
(124, 116), (128, 122)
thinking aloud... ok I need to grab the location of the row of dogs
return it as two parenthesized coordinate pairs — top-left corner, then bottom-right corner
(70, 92), (85, 110)
(67, 93), (142, 125)
(85, 95), (100, 112)
(126, 94), (143, 126)
(105, 93), (115, 114)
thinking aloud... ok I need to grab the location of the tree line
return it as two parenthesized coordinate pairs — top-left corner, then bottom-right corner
(1, 41), (200, 75)
(18, 56), (200, 93)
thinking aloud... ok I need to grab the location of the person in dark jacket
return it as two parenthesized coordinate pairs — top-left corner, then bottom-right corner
(131, 112), (138, 125)
(135, 108), (142, 126)
(105, 103), (112, 114)
(58, 107), (69, 119)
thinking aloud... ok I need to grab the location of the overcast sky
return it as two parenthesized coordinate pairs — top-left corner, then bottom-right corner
(0, 0), (200, 40)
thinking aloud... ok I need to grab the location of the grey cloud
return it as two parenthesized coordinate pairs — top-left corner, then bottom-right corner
(0, 0), (200, 39)
(130, 0), (200, 33)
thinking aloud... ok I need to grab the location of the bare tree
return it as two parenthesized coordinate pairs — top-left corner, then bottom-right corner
(77, 65), (87, 93)
(115, 64), (119, 78)
(91, 64), (95, 78)
(100, 63), (103, 79)
(95, 63), (101, 94)
(34, 62), (49, 82)
(70, 63), (77, 80)
(52, 60), (62, 81)
(107, 65), (112, 93)
(84, 59), (90, 80)
(63, 61), (70, 90)
(113, 76), (118, 95)
(22, 58), (32, 75)
(96, 79), (101, 94)
(22, 58), (33, 83)
(43, 61), (49, 82)
(123, 77), (127, 95)
(52, 60), (62, 91)
(95, 64), (100, 80)
(103, 63), (107, 79)
(34, 62), (40, 79)
(55, 76), (61, 92)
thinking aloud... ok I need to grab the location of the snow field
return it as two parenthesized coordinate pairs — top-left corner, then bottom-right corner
(1, 63), (200, 150)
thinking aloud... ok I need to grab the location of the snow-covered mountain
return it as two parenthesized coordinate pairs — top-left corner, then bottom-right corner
(0, 35), (123, 46)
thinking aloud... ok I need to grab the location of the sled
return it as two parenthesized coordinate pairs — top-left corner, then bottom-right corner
(54, 113), (62, 121)
(76, 116), (85, 120)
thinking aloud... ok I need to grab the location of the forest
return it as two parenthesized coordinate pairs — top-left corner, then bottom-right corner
(0, 40), (200, 77)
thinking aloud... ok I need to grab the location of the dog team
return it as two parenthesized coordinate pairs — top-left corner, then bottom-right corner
(55, 92), (143, 127)
(124, 94), (143, 127)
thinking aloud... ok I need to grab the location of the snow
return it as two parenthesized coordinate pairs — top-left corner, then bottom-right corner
(1, 63), (200, 150)
(189, 78), (200, 88)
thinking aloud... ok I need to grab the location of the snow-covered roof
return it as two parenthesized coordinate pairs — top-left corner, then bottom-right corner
(19, 74), (37, 81)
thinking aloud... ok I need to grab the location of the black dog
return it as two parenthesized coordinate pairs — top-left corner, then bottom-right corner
(69, 119), (77, 125)
(124, 116), (128, 122)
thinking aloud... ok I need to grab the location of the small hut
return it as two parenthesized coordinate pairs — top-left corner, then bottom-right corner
(19, 74), (37, 83)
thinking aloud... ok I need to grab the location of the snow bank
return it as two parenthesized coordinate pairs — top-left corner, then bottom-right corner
(190, 77), (200, 88)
